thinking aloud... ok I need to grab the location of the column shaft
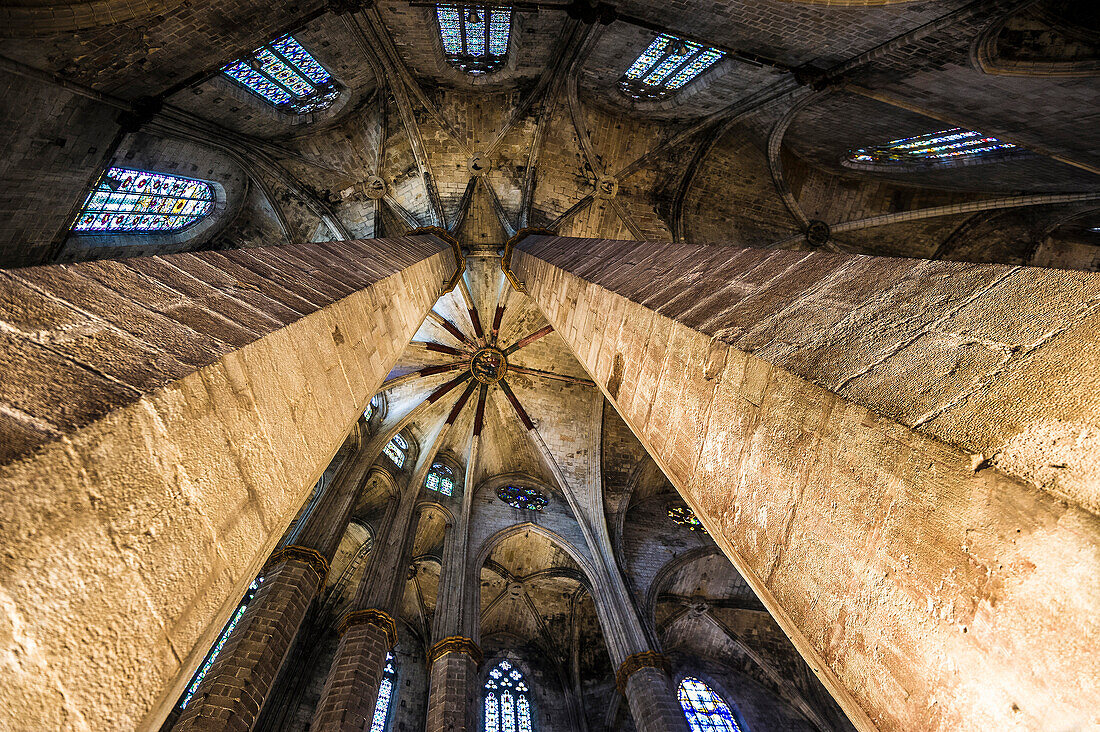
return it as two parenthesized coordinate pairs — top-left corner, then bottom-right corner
(621, 667), (689, 732)
(426, 646), (480, 732)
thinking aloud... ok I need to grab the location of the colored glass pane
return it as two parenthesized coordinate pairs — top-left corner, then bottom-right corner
(678, 677), (744, 732)
(668, 505), (707, 533)
(179, 577), (263, 709)
(484, 660), (531, 732)
(369, 652), (397, 732)
(496, 485), (548, 511)
(620, 34), (724, 100)
(435, 5), (512, 74)
(221, 35), (338, 114)
(384, 435), (407, 467)
(847, 128), (1019, 166)
(72, 167), (215, 234)
(426, 463), (455, 496)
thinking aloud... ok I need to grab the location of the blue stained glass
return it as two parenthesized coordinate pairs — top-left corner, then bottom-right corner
(179, 577), (263, 709)
(484, 660), (531, 732)
(496, 485), (548, 511)
(384, 435), (407, 468)
(678, 677), (745, 732)
(620, 34), (724, 100)
(426, 463), (455, 496)
(72, 167), (215, 234)
(847, 127), (1019, 166)
(435, 5), (511, 74)
(221, 35), (338, 113)
(369, 652), (397, 732)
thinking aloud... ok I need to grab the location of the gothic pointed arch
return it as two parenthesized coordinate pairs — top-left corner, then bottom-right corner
(974, 0), (1100, 77)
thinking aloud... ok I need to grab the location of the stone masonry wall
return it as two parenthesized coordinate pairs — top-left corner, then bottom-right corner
(0, 235), (454, 731)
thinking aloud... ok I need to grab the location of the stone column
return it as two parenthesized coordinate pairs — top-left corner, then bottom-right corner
(172, 445), (377, 732)
(426, 637), (483, 732)
(310, 471), (423, 732)
(616, 652), (688, 732)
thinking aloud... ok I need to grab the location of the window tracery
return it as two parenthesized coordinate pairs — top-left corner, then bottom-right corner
(222, 35), (339, 113)
(384, 434), (408, 468)
(436, 4), (512, 74)
(369, 652), (397, 732)
(846, 128), (1021, 168)
(668, 505), (707, 534)
(620, 34), (724, 100)
(678, 677), (745, 732)
(179, 577), (263, 709)
(484, 659), (533, 732)
(72, 167), (215, 233)
(425, 462), (455, 496)
(496, 485), (548, 511)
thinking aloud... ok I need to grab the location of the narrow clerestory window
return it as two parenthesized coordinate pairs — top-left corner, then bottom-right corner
(369, 652), (398, 732)
(222, 35), (340, 113)
(384, 434), (408, 468)
(435, 4), (512, 74)
(71, 167), (214, 233)
(620, 34), (724, 100)
(425, 462), (455, 496)
(845, 127), (1024, 169)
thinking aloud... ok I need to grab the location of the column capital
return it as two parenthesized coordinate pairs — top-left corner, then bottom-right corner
(615, 651), (671, 695)
(428, 635), (483, 666)
(338, 608), (398, 647)
(265, 544), (330, 588)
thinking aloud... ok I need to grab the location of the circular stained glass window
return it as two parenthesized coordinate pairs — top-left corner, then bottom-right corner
(668, 504), (707, 534)
(496, 485), (548, 511)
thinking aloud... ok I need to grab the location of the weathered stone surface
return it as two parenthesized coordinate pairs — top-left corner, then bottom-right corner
(514, 237), (1100, 732)
(0, 236), (454, 732)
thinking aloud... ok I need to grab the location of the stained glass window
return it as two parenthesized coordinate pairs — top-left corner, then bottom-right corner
(496, 485), (548, 511)
(484, 659), (533, 732)
(668, 505), (707, 534)
(384, 434), (408, 468)
(846, 128), (1021, 167)
(179, 576), (263, 709)
(425, 463), (455, 496)
(678, 677), (746, 732)
(365, 394), (382, 423)
(72, 167), (215, 234)
(222, 35), (340, 114)
(620, 34), (724, 100)
(436, 4), (512, 74)
(369, 652), (398, 732)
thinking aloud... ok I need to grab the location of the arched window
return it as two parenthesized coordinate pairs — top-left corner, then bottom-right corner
(845, 128), (1023, 169)
(678, 677), (746, 732)
(71, 167), (215, 233)
(179, 576), (263, 709)
(620, 34), (724, 100)
(369, 652), (398, 732)
(668, 505), (707, 534)
(425, 463), (455, 496)
(383, 434), (408, 468)
(364, 394), (382, 423)
(436, 4), (512, 74)
(222, 35), (339, 113)
(484, 659), (533, 732)
(496, 485), (548, 511)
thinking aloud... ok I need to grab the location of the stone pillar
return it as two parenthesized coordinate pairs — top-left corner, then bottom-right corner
(170, 437), (384, 732)
(513, 235), (1100, 731)
(310, 472), (422, 731)
(616, 653), (688, 732)
(171, 547), (329, 732)
(426, 637), (483, 732)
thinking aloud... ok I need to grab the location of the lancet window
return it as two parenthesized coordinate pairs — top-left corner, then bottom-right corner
(846, 128), (1021, 167)
(620, 34), (724, 100)
(369, 652), (398, 732)
(364, 394), (382, 423)
(484, 659), (533, 732)
(71, 167), (214, 233)
(678, 677), (746, 732)
(222, 35), (339, 113)
(436, 4), (512, 74)
(384, 434), (408, 468)
(425, 462), (456, 496)
(179, 577), (263, 709)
